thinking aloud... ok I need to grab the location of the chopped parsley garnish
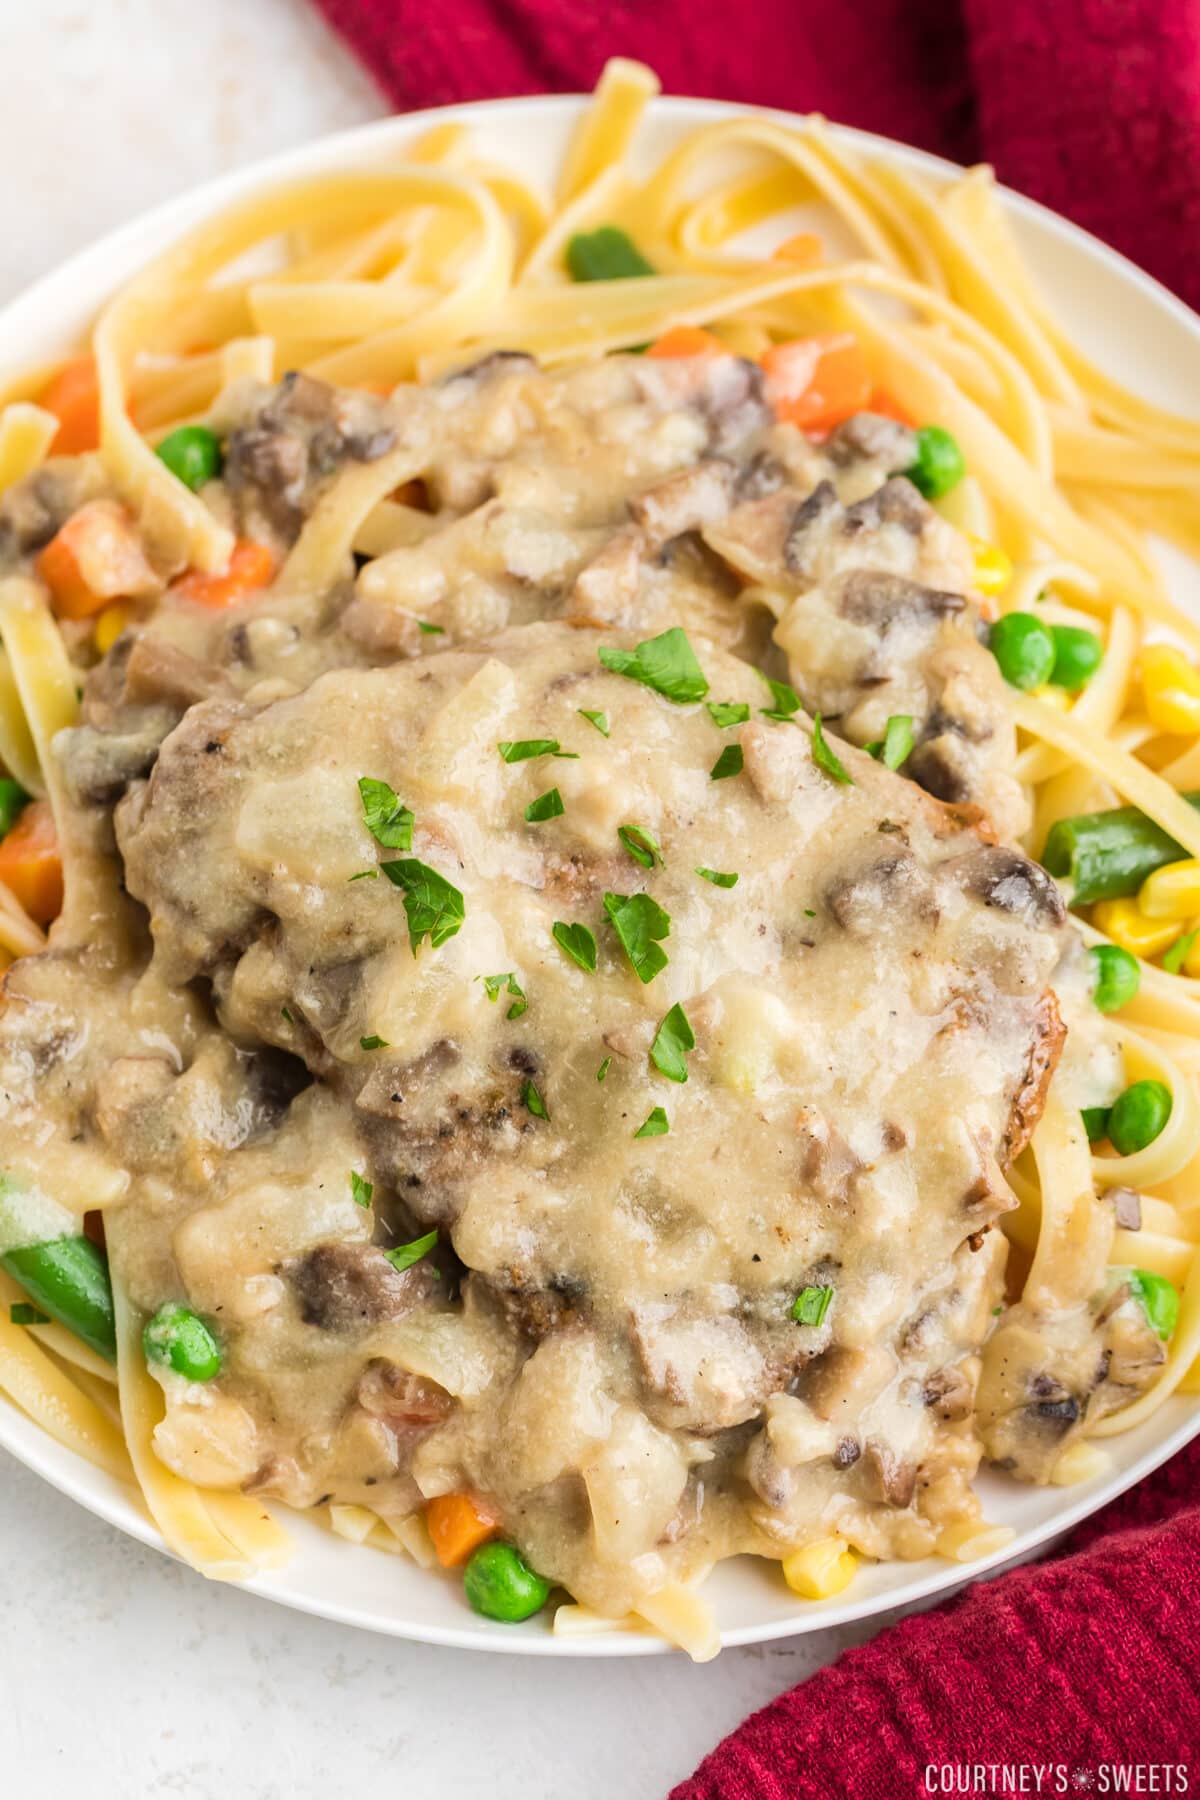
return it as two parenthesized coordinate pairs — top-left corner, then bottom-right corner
(522, 1079), (550, 1121)
(498, 738), (578, 763)
(578, 708), (610, 736)
(384, 1229), (438, 1272)
(349, 869), (379, 882)
(360, 1034), (389, 1051)
(710, 744), (744, 781)
(759, 674), (802, 721)
(566, 225), (656, 283)
(634, 1106), (669, 1138)
(696, 866), (738, 888)
(381, 858), (466, 953)
(417, 619), (444, 635)
(350, 1170), (374, 1209)
(618, 823), (662, 869)
(791, 1284), (835, 1327)
(552, 921), (597, 972)
(596, 1056), (612, 1083)
(1164, 929), (1198, 975)
(707, 701), (750, 728)
(603, 891), (671, 983)
(280, 1006), (294, 1024)
(358, 776), (415, 850)
(525, 787), (565, 823)
(599, 626), (709, 704)
(811, 715), (853, 785)
(9, 1303), (49, 1326)
(480, 972), (527, 1019)
(650, 1003), (695, 1084)
(865, 714), (915, 772)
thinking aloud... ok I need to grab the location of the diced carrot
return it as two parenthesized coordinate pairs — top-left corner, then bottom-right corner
(868, 388), (915, 427)
(761, 333), (873, 432)
(771, 232), (824, 268)
(425, 1492), (499, 1567)
(647, 326), (724, 360)
(36, 500), (159, 621)
(0, 800), (63, 925)
(171, 540), (275, 610)
(38, 356), (101, 457)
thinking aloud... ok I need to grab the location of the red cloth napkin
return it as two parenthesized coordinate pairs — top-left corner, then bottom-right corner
(308, 0), (1200, 1783)
(312, 0), (1200, 310)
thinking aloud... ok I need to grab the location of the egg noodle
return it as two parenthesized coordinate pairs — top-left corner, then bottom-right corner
(1, 58), (1199, 1659)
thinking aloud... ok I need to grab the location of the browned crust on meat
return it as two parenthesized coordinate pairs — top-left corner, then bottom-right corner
(1002, 989), (1065, 1166)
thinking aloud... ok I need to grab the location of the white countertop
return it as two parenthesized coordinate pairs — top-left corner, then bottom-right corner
(0, 4), (878, 1792)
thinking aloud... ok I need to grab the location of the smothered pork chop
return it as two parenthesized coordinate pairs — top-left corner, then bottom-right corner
(0, 352), (1165, 1626)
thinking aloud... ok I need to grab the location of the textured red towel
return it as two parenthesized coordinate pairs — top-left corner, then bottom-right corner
(313, 0), (1200, 309)
(309, 0), (1200, 1784)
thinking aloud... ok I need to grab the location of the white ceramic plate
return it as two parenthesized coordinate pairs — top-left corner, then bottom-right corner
(2, 94), (1199, 1656)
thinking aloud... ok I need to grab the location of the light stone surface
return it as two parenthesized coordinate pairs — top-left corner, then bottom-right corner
(0, 3), (875, 1792)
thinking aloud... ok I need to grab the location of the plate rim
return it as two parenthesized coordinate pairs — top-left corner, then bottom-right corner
(1, 87), (1198, 1657)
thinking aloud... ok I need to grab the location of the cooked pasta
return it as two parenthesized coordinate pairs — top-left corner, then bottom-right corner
(0, 58), (1197, 1661)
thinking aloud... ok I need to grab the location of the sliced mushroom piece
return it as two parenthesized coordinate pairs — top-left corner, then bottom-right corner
(835, 567), (965, 631)
(287, 1241), (437, 1331)
(957, 845), (1067, 929)
(825, 412), (919, 471)
(628, 459), (737, 545)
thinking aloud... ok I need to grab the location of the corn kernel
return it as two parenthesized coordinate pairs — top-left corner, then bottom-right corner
(1141, 644), (1200, 735)
(968, 536), (1013, 598)
(1030, 683), (1071, 711)
(93, 602), (132, 656)
(1091, 897), (1181, 957)
(781, 1536), (858, 1600)
(1139, 858), (1200, 920)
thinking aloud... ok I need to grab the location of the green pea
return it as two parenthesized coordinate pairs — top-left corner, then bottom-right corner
(1106, 1079), (1172, 1156)
(988, 612), (1056, 691)
(155, 425), (223, 493)
(1125, 1268), (1180, 1340)
(904, 424), (965, 499)
(1088, 944), (1141, 1014)
(1049, 624), (1104, 691)
(0, 777), (29, 839)
(143, 1302), (222, 1381)
(463, 1539), (551, 1622)
(1081, 1106), (1111, 1143)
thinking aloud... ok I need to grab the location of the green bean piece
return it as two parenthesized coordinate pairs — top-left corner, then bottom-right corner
(1049, 624), (1104, 692)
(155, 425), (223, 492)
(988, 613), (1056, 691)
(1041, 793), (1200, 906)
(143, 1303), (222, 1381)
(1081, 1106), (1111, 1143)
(463, 1540), (551, 1622)
(0, 777), (29, 839)
(1106, 1080), (1172, 1156)
(566, 226), (655, 283)
(1125, 1269), (1180, 1340)
(0, 1235), (116, 1362)
(1088, 943), (1141, 1014)
(904, 424), (965, 499)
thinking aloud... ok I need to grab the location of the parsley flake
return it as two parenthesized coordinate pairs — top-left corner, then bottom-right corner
(596, 1056), (612, 1084)
(707, 700), (750, 728)
(1165, 929), (1198, 975)
(634, 1106), (669, 1138)
(710, 744), (744, 781)
(522, 1079), (550, 1121)
(759, 674), (802, 721)
(9, 1303), (49, 1326)
(480, 972), (527, 1019)
(618, 823), (662, 869)
(360, 1034), (389, 1051)
(349, 869), (379, 882)
(350, 1170), (374, 1209)
(381, 858), (466, 953)
(811, 715), (853, 785)
(358, 776), (415, 850)
(552, 921), (597, 972)
(525, 787), (565, 824)
(417, 619), (444, 635)
(384, 1229), (438, 1272)
(865, 714), (915, 771)
(650, 1003), (695, 1083)
(578, 708), (610, 736)
(791, 1284), (835, 1327)
(603, 891), (671, 984)
(280, 1006), (294, 1025)
(498, 738), (578, 763)
(696, 866), (738, 888)
(599, 626), (709, 704)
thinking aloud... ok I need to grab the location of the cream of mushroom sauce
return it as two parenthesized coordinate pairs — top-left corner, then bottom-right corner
(0, 351), (1158, 1618)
